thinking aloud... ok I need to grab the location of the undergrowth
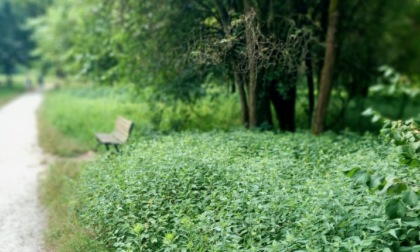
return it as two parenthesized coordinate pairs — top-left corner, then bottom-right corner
(72, 131), (418, 251)
(38, 86), (419, 251)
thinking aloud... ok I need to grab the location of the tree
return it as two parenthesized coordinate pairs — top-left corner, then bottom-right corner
(312, 0), (339, 134)
(0, 1), (33, 85)
(28, 0), (420, 133)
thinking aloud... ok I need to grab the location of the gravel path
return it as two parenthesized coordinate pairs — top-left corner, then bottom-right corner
(0, 93), (45, 252)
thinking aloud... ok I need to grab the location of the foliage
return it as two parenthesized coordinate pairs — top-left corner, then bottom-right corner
(381, 119), (420, 166)
(370, 66), (419, 98)
(26, 0), (86, 76)
(359, 107), (420, 250)
(23, 0), (420, 132)
(0, 0), (34, 79)
(348, 121), (420, 250)
(71, 131), (418, 251)
(38, 86), (241, 156)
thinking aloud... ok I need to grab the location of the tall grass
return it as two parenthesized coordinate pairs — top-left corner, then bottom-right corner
(38, 86), (241, 156)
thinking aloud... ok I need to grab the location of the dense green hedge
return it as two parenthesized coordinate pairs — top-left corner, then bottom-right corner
(75, 131), (419, 251)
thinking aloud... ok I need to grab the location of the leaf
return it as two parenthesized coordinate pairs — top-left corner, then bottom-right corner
(388, 229), (399, 239)
(367, 226), (381, 232)
(354, 172), (371, 186)
(403, 220), (420, 227)
(410, 159), (420, 168)
(399, 246), (418, 252)
(402, 191), (419, 206)
(409, 142), (420, 152)
(385, 199), (407, 219)
(386, 183), (408, 195)
(362, 108), (374, 116)
(344, 167), (361, 178)
(368, 175), (385, 189)
(372, 114), (382, 123)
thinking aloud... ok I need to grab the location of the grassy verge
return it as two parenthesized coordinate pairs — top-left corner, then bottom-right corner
(38, 86), (241, 156)
(40, 161), (106, 251)
(0, 86), (24, 107)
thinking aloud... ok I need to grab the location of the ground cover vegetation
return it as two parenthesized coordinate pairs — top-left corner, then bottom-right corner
(0, 85), (23, 106)
(2, 0), (418, 251)
(37, 80), (420, 251)
(39, 131), (418, 251)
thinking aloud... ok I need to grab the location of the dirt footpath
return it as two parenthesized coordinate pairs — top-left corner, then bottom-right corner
(0, 93), (45, 252)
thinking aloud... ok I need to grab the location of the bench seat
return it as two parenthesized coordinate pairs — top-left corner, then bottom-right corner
(95, 133), (122, 145)
(95, 116), (134, 152)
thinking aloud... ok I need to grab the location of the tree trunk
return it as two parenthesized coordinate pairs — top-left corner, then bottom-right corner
(233, 63), (249, 127)
(255, 72), (273, 130)
(306, 56), (315, 127)
(6, 74), (13, 87)
(270, 76), (297, 132)
(243, 6), (260, 128)
(248, 66), (259, 128)
(312, 0), (339, 135)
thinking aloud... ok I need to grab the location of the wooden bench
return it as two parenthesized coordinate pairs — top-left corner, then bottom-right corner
(95, 116), (134, 152)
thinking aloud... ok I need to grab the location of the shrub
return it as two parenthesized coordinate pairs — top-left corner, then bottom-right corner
(74, 131), (417, 251)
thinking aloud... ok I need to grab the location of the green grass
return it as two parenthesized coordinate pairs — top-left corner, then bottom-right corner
(38, 86), (241, 156)
(40, 161), (107, 252)
(0, 86), (24, 107)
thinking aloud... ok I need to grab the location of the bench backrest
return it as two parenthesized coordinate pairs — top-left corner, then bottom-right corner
(113, 116), (134, 143)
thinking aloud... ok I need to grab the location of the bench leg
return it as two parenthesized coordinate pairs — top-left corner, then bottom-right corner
(114, 145), (120, 153)
(105, 144), (110, 151)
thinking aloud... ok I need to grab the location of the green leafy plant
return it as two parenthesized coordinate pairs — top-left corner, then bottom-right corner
(351, 112), (420, 250)
(70, 131), (417, 251)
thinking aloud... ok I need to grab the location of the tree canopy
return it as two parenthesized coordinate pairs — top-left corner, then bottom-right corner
(2, 0), (420, 132)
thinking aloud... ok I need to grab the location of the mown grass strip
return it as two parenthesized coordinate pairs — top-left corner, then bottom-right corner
(40, 161), (107, 252)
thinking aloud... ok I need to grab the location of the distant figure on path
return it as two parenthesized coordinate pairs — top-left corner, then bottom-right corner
(37, 75), (44, 90)
(25, 77), (32, 91)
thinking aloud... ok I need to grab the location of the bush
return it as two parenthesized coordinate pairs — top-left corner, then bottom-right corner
(74, 131), (418, 251)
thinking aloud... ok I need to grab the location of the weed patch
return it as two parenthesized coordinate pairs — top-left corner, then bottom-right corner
(73, 131), (418, 251)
